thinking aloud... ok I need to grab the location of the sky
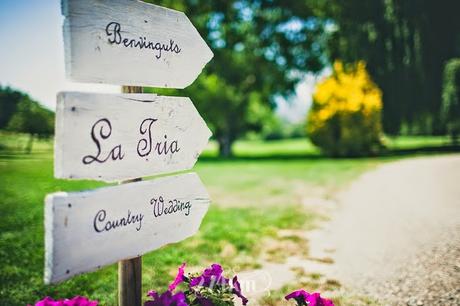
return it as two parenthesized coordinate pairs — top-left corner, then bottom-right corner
(0, 0), (119, 110)
(0, 0), (315, 123)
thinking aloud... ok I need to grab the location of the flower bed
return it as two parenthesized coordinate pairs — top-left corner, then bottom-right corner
(30, 263), (334, 306)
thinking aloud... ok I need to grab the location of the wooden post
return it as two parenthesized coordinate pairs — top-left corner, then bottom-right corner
(118, 256), (142, 306)
(118, 86), (143, 306)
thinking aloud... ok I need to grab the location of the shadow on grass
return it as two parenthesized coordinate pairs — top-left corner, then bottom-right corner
(198, 144), (460, 162)
(1, 144), (458, 163)
(0, 151), (52, 160)
(384, 144), (460, 156)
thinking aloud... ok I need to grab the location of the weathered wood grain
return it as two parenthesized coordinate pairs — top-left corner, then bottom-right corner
(54, 92), (212, 182)
(61, 0), (213, 88)
(118, 257), (142, 306)
(44, 172), (210, 284)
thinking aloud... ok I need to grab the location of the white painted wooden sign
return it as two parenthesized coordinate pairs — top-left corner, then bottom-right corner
(44, 172), (210, 284)
(54, 92), (211, 182)
(62, 0), (213, 88)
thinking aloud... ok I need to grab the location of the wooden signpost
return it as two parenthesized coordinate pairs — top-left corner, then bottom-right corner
(62, 0), (213, 88)
(45, 1), (214, 305)
(54, 92), (211, 181)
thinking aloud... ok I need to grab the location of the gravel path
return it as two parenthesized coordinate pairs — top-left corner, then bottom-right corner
(309, 155), (460, 305)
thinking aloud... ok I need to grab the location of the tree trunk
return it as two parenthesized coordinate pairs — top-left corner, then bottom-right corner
(451, 131), (458, 145)
(218, 135), (233, 158)
(26, 134), (34, 154)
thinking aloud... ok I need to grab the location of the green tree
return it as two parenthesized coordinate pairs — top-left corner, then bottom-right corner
(442, 58), (460, 144)
(6, 96), (54, 153)
(325, 0), (460, 135)
(146, 0), (329, 156)
(0, 85), (23, 129)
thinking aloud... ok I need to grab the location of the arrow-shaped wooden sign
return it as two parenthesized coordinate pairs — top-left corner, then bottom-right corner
(62, 0), (213, 88)
(54, 92), (211, 182)
(44, 173), (210, 284)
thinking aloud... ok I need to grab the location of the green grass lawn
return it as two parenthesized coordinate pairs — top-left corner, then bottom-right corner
(384, 135), (452, 150)
(0, 134), (456, 305)
(0, 131), (53, 153)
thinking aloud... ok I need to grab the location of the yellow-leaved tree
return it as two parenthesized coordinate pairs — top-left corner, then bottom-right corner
(307, 61), (384, 156)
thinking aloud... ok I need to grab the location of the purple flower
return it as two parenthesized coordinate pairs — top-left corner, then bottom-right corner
(194, 297), (213, 306)
(285, 290), (334, 306)
(189, 264), (229, 288)
(30, 296), (98, 306)
(306, 293), (334, 306)
(231, 276), (248, 305)
(145, 290), (188, 306)
(285, 290), (311, 306)
(193, 292), (214, 306)
(169, 263), (186, 291)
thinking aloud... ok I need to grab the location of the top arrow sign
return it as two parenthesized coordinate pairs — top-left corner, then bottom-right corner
(62, 0), (213, 88)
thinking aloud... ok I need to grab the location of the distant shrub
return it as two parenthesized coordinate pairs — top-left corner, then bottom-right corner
(307, 61), (384, 157)
(442, 58), (460, 144)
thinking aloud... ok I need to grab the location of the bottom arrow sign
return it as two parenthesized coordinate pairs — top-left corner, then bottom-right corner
(44, 173), (210, 284)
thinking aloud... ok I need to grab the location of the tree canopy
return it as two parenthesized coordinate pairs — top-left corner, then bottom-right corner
(146, 0), (330, 156)
(0, 85), (54, 137)
(147, 0), (460, 153)
(325, 0), (460, 135)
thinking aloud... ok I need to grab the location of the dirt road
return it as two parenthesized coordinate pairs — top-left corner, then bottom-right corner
(309, 155), (460, 305)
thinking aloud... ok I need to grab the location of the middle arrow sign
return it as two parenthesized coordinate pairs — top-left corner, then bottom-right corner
(55, 92), (212, 182)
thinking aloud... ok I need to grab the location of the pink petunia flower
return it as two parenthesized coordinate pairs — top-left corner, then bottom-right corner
(306, 293), (334, 306)
(145, 290), (188, 306)
(189, 263), (229, 288)
(169, 263), (186, 291)
(30, 296), (98, 306)
(285, 289), (334, 306)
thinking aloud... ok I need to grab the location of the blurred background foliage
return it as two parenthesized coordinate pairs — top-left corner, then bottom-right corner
(144, 0), (460, 157)
(2, 0), (460, 157)
(0, 86), (54, 153)
(144, 0), (330, 156)
(325, 0), (460, 136)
